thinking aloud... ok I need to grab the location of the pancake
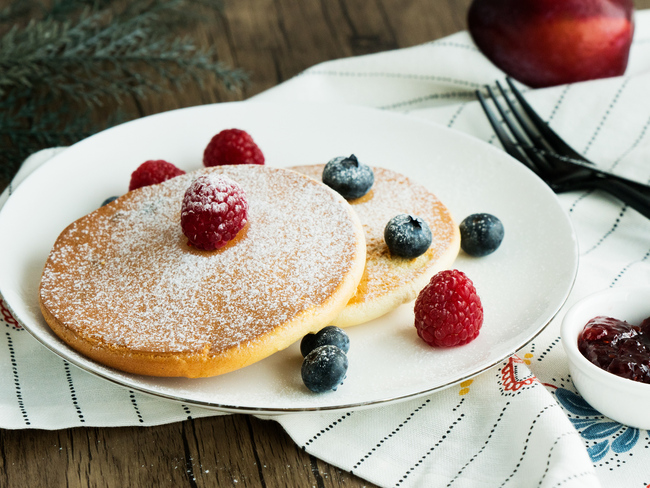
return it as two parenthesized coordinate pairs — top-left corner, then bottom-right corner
(39, 165), (366, 378)
(291, 164), (460, 327)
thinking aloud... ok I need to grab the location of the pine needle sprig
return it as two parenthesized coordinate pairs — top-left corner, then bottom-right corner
(0, 0), (247, 182)
(0, 1), (38, 26)
(0, 1), (247, 103)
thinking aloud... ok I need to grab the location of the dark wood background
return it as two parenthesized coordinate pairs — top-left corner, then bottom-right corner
(3, 1), (650, 487)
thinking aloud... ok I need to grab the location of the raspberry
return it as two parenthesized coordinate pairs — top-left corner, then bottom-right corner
(414, 269), (483, 347)
(180, 174), (249, 250)
(129, 160), (185, 191)
(203, 129), (265, 167)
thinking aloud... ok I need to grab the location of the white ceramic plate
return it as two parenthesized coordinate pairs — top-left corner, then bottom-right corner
(0, 101), (578, 414)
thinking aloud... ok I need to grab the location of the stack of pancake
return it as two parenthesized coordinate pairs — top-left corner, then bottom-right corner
(39, 164), (459, 378)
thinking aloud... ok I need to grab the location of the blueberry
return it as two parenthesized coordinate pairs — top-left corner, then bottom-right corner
(300, 333), (318, 358)
(101, 196), (119, 207)
(384, 214), (432, 258)
(322, 154), (374, 200)
(459, 213), (504, 257)
(301, 345), (348, 393)
(300, 326), (350, 357)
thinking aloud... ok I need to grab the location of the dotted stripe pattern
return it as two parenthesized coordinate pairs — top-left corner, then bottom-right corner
(394, 411), (467, 486)
(63, 360), (85, 423)
(5, 331), (30, 426)
(445, 402), (511, 486)
(552, 471), (596, 487)
(182, 404), (193, 420)
(382, 91), (475, 111)
(447, 103), (468, 128)
(583, 208), (628, 255)
(129, 390), (144, 424)
(537, 431), (587, 487)
(426, 40), (481, 52)
(546, 85), (571, 122)
(610, 247), (650, 287)
(351, 398), (434, 472)
(567, 189), (594, 214)
(536, 337), (561, 362)
(300, 69), (483, 89)
(566, 79), (630, 213)
(582, 79), (630, 156)
(498, 404), (558, 487)
(302, 412), (353, 449)
(608, 115), (650, 173)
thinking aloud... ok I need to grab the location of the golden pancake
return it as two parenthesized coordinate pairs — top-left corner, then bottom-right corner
(291, 164), (460, 327)
(39, 165), (366, 378)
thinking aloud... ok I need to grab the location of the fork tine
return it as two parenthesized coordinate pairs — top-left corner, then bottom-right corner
(495, 80), (552, 154)
(505, 77), (589, 164)
(483, 84), (555, 175)
(478, 79), (650, 207)
(475, 89), (530, 165)
(504, 78), (650, 195)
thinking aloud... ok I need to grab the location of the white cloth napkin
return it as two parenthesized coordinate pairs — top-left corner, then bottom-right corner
(4, 10), (650, 488)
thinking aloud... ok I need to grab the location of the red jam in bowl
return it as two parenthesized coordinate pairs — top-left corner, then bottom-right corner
(578, 315), (650, 384)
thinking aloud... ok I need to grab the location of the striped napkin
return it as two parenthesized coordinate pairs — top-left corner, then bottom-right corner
(4, 9), (650, 488)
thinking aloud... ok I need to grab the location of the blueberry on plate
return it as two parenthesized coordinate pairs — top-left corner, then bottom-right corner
(101, 196), (119, 207)
(459, 213), (504, 257)
(301, 345), (348, 393)
(300, 333), (318, 358)
(322, 154), (374, 200)
(384, 214), (432, 258)
(300, 325), (350, 357)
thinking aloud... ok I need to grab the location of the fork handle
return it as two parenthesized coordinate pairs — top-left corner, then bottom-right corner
(546, 153), (650, 197)
(589, 178), (650, 220)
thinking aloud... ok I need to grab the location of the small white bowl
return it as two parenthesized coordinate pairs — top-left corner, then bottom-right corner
(561, 286), (650, 429)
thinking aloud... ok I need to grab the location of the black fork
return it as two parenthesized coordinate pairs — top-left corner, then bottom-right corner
(476, 78), (650, 219)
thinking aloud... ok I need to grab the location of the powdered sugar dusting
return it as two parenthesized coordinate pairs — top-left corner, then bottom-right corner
(181, 173), (249, 249)
(40, 166), (361, 354)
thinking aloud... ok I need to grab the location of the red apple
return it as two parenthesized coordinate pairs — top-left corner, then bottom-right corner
(467, 0), (634, 87)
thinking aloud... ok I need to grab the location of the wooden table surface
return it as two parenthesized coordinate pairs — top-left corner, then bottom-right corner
(3, 1), (649, 487)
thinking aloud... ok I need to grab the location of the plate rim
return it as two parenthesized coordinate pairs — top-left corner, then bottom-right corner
(0, 100), (579, 414)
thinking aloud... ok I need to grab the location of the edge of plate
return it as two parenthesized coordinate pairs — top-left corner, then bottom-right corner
(0, 100), (580, 415)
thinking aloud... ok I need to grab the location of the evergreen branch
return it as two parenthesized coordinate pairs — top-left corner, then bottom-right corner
(0, 0), (246, 99)
(0, 0), (245, 98)
(0, 0), (248, 181)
